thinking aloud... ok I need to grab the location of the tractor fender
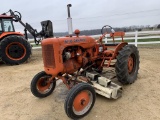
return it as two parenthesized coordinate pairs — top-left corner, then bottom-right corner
(113, 42), (128, 58)
(0, 32), (24, 41)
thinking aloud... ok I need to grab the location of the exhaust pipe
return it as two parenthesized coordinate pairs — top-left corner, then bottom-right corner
(67, 4), (73, 36)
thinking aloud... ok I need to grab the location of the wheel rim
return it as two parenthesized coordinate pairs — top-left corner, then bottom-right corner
(36, 77), (53, 94)
(73, 90), (93, 115)
(5, 42), (26, 60)
(128, 54), (135, 74)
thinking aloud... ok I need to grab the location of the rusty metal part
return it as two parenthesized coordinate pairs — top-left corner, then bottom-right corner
(110, 31), (125, 42)
(36, 77), (53, 94)
(77, 76), (90, 83)
(104, 50), (114, 56)
(58, 76), (71, 89)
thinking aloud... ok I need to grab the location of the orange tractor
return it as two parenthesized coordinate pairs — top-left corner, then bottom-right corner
(30, 4), (140, 119)
(0, 10), (53, 65)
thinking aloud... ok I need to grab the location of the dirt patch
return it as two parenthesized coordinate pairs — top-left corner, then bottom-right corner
(0, 48), (160, 120)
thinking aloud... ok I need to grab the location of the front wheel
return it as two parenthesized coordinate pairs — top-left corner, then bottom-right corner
(64, 83), (96, 119)
(115, 44), (140, 84)
(30, 71), (56, 98)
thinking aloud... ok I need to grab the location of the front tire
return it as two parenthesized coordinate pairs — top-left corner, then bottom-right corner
(64, 83), (96, 119)
(0, 35), (31, 65)
(31, 71), (56, 98)
(115, 45), (140, 84)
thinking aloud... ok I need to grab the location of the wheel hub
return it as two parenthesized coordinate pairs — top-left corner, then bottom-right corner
(81, 99), (86, 105)
(8, 45), (24, 58)
(128, 56), (134, 73)
(37, 77), (51, 93)
(73, 91), (90, 112)
(6, 42), (26, 60)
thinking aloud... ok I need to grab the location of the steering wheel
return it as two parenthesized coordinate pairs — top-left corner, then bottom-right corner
(101, 25), (115, 35)
(98, 25), (115, 44)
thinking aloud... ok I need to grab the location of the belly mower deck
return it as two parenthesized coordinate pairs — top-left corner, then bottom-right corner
(77, 71), (122, 99)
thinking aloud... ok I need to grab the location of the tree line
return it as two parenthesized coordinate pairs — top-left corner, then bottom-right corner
(26, 24), (160, 38)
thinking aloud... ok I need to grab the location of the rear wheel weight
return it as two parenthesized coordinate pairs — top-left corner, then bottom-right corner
(30, 71), (56, 98)
(115, 44), (140, 84)
(64, 83), (96, 119)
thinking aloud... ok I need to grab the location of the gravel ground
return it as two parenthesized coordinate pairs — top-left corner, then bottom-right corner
(0, 47), (160, 120)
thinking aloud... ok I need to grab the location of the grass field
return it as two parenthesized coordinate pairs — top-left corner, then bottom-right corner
(124, 38), (160, 42)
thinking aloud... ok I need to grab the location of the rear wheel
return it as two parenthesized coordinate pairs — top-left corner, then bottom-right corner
(31, 71), (56, 98)
(64, 83), (96, 119)
(0, 35), (31, 65)
(115, 45), (140, 84)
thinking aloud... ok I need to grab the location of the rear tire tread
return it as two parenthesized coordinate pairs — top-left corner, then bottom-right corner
(0, 35), (32, 65)
(115, 44), (140, 84)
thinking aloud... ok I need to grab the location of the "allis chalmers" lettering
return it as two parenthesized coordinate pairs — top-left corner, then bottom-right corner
(64, 38), (86, 44)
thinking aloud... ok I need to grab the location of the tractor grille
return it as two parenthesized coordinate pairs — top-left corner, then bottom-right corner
(42, 44), (55, 68)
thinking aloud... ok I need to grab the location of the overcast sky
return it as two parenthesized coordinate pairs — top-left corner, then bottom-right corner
(1, 0), (160, 32)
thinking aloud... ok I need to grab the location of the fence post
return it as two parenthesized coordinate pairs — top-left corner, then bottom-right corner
(135, 31), (138, 47)
(104, 37), (108, 44)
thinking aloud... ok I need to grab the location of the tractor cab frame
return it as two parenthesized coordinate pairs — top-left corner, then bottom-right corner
(0, 15), (15, 34)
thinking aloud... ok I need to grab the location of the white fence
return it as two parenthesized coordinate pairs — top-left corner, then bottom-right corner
(91, 30), (160, 47)
(31, 30), (160, 49)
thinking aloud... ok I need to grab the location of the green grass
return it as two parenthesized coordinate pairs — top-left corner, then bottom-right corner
(31, 44), (41, 47)
(103, 38), (160, 43)
(124, 38), (160, 48)
(103, 38), (160, 48)
(123, 38), (160, 43)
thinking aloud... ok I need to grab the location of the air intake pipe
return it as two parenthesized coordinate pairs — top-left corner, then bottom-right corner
(67, 4), (73, 36)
